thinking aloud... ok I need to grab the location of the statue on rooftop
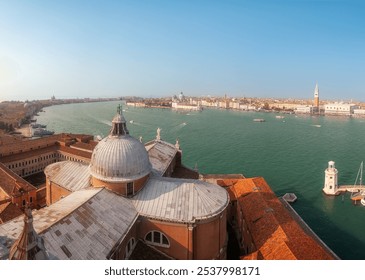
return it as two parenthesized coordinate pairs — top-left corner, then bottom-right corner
(156, 127), (161, 141)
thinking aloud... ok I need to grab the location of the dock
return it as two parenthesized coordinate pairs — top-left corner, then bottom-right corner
(282, 193), (297, 203)
(337, 185), (365, 201)
(337, 185), (365, 193)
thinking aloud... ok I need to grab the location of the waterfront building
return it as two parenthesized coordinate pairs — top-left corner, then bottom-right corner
(126, 102), (146, 108)
(171, 93), (202, 111)
(211, 177), (336, 259)
(353, 108), (365, 118)
(239, 104), (249, 110)
(293, 83), (320, 115)
(239, 104), (256, 111)
(269, 103), (298, 110)
(295, 105), (315, 114)
(171, 102), (202, 111)
(0, 106), (337, 260)
(201, 100), (218, 107)
(0, 163), (37, 223)
(324, 103), (359, 116)
(229, 101), (240, 110)
(218, 100), (229, 109)
(323, 161), (339, 195)
(178, 92), (184, 102)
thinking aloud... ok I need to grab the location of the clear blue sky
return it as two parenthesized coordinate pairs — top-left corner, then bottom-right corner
(0, 0), (364, 101)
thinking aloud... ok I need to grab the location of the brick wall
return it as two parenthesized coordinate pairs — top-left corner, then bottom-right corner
(46, 179), (71, 206)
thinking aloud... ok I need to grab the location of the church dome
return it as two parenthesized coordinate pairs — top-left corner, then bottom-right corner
(90, 105), (151, 183)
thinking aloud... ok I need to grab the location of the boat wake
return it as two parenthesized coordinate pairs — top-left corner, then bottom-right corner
(170, 122), (188, 132)
(99, 120), (112, 127)
(129, 121), (148, 127)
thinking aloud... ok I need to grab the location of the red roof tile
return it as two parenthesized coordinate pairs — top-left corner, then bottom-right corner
(0, 163), (37, 197)
(227, 177), (335, 260)
(0, 202), (23, 224)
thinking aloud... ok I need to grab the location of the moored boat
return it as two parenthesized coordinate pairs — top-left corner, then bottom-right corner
(33, 128), (55, 136)
(361, 198), (365, 206)
(30, 123), (47, 128)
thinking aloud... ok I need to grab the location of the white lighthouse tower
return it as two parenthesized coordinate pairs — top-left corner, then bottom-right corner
(323, 161), (339, 195)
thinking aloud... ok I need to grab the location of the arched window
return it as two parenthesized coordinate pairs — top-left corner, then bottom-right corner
(124, 238), (136, 260)
(145, 231), (170, 248)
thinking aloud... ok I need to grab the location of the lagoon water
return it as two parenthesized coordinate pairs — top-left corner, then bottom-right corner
(37, 101), (365, 259)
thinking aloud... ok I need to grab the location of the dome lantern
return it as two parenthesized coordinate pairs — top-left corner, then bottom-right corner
(111, 104), (129, 136)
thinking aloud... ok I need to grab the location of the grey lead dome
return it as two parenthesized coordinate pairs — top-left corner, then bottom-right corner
(89, 105), (152, 183)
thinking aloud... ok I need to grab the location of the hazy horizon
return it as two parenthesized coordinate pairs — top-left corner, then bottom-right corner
(1, 0), (364, 102)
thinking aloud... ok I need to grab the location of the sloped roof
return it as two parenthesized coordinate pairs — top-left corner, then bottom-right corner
(70, 142), (96, 152)
(44, 161), (90, 192)
(0, 188), (138, 259)
(227, 177), (337, 260)
(0, 202), (23, 224)
(147, 140), (178, 176)
(132, 176), (229, 223)
(0, 162), (36, 197)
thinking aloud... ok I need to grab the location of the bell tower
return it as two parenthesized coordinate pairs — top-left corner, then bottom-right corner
(314, 83), (319, 108)
(323, 161), (339, 195)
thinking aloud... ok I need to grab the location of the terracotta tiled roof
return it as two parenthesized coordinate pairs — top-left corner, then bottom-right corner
(60, 133), (93, 142)
(216, 179), (239, 188)
(0, 135), (61, 156)
(0, 202), (23, 224)
(59, 145), (92, 159)
(70, 142), (95, 151)
(226, 177), (335, 260)
(0, 163), (37, 197)
(0, 146), (58, 163)
(241, 251), (259, 260)
(0, 135), (23, 146)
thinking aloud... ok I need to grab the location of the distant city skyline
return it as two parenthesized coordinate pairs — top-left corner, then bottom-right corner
(0, 0), (364, 102)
